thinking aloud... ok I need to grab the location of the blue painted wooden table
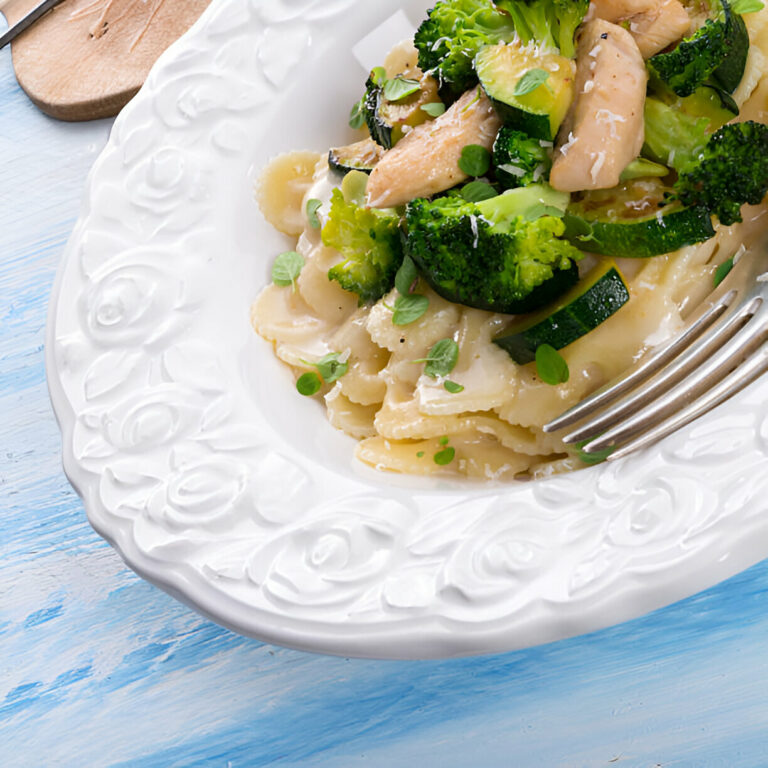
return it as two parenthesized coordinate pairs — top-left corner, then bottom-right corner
(2, 26), (768, 768)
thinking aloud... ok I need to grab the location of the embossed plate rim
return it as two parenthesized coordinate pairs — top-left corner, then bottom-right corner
(46, 0), (768, 659)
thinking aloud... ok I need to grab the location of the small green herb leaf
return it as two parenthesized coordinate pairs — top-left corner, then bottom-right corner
(313, 353), (349, 384)
(370, 66), (387, 85)
(421, 102), (446, 118)
(573, 439), (615, 466)
(444, 380), (464, 393)
(732, 0), (763, 13)
(439, 436), (450, 446)
(413, 339), (460, 378)
(297, 372), (322, 396)
(349, 98), (365, 130)
(460, 180), (498, 202)
(301, 353), (349, 384)
(713, 256), (734, 287)
(272, 250), (305, 288)
(383, 76), (421, 102)
(392, 294), (429, 326)
(535, 344), (569, 385)
(458, 144), (491, 177)
(306, 198), (322, 229)
(416, 451), (425, 458)
(434, 446), (456, 465)
(514, 68), (550, 97)
(395, 255), (419, 295)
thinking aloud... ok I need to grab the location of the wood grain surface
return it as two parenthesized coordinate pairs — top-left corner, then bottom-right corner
(2, 18), (768, 768)
(2, 0), (209, 120)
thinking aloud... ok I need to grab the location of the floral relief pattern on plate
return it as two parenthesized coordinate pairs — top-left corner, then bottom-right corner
(47, 0), (768, 659)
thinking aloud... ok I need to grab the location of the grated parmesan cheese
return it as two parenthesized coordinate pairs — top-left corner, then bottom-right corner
(595, 108), (627, 140)
(560, 131), (578, 156)
(582, 80), (595, 94)
(498, 163), (526, 177)
(590, 151), (606, 183)
(469, 214), (480, 249)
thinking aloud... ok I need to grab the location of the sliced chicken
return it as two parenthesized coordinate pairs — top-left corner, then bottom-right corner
(588, 0), (657, 21)
(626, 0), (691, 58)
(366, 88), (501, 209)
(589, 0), (691, 58)
(550, 19), (647, 193)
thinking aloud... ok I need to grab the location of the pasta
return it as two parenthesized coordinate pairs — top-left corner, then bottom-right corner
(252, 4), (768, 480)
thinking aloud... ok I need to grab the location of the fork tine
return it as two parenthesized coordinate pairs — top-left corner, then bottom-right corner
(543, 290), (738, 434)
(560, 295), (761, 445)
(602, 342), (768, 461)
(579, 312), (768, 455)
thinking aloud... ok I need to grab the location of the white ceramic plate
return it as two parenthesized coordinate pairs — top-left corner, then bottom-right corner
(47, 0), (768, 659)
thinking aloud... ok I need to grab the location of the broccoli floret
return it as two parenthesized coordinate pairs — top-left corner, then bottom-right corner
(322, 188), (404, 304)
(414, 0), (517, 100)
(648, 0), (748, 96)
(413, 0), (588, 101)
(405, 186), (582, 313)
(674, 121), (768, 225)
(644, 98), (768, 224)
(649, 20), (728, 97)
(493, 126), (552, 188)
(497, 0), (590, 58)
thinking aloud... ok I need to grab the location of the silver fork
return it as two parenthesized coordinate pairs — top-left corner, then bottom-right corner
(543, 248), (768, 461)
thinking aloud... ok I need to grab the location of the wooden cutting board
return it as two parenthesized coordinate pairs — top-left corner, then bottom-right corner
(2, 0), (211, 121)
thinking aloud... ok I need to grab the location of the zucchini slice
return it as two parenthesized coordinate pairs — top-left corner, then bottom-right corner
(712, 5), (749, 93)
(329, 139), (385, 176)
(364, 74), (441, 150)
(475, 43), (575, 141)
(563, 179), (715, 258)
(648, 0), (748, 97)
(494, 260), (630, 364)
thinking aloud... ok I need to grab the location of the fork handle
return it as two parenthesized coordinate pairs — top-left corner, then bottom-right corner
(0, 0), (64, 51)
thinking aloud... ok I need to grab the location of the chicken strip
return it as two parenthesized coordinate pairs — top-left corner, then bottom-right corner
(626, 0), (691, 58)
(366, 88), (501, 209)
(589, 0), (691, 58)
(550, 19), (647, 192)
(588, 0), (656, 21)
